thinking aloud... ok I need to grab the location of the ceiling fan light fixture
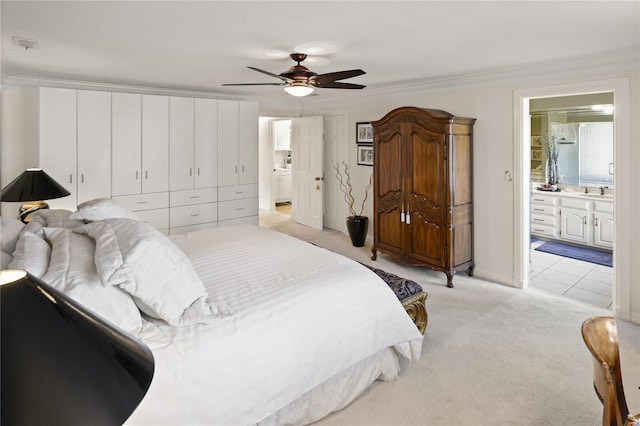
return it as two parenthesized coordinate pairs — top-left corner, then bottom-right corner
(284, 85), (314, 97)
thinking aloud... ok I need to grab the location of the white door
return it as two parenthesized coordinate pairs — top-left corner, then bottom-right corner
(238, 101), (259, 185)
(39, 87), (77, 210)
(217, 100), (240, 187)
(112, 92), (142, 196)
(560, 207), (590, 244)
(291, 116), (324, 229)
(194, 99), (218, 189)
(169, 97), (195, 191)
(142, 95), (169, 194)
(77, 90), (111, 204)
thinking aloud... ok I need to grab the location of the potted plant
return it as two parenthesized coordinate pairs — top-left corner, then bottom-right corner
(334, 161), (373, 247)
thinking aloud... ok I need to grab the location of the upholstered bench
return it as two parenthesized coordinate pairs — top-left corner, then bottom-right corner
(360, 263), (428, 333)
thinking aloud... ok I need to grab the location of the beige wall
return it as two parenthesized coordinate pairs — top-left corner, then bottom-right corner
(303, 69), (640, 323)
(2, 69), (639, 323)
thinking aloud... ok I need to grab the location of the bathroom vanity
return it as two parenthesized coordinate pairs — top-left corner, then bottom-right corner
(530, 190), (613, 250)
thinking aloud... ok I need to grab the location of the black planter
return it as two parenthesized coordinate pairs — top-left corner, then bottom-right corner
(346, 216), (369, 247)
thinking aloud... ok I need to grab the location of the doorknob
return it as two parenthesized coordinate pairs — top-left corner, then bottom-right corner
(315, 177), (323, 181)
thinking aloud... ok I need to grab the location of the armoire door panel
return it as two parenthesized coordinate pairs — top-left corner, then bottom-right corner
(408, 125), (444, 207)
(408, 215), (444, 266)
(377, 211), (404, 254)
(376, 131), (403, 197)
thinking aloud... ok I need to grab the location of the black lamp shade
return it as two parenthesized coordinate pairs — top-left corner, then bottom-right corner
(0, 270), (155, 426)
(0, 168), (70, 202)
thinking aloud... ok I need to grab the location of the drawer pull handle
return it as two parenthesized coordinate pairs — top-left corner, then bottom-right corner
(533, 208), (545, 211)
(235, 208), (244, 211)
(533, 218), (544, 222)
(235, 191), (244, 194)
(136, 201), (148, 205)
(534, 228), (545, 232)
(533, 198), (545, 202)
(190, 196), (200, 199)
(190, 213), (200, 217)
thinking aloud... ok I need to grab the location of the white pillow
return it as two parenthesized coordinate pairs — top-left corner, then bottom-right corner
(70, 198), (138, 222)
(8, 231), (51, 278)
(26, 209), (82, 228)
(42, 227), (143, 336)
(75, 218), (224, 326)
(1, 216), (25, 253)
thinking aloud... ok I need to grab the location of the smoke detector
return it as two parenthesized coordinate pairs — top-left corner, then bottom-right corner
(12, 36), (39, 50)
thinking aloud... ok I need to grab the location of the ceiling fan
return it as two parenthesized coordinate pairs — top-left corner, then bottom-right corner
(223, 53), (366, 97)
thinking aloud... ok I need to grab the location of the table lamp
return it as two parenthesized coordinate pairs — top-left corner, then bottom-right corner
(0, 270), (155, 426)
(0, 168), (71, 222)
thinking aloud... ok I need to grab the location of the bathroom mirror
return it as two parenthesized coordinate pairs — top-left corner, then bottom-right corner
(530, 93), (614, 188)
(273, 119), (292, 151)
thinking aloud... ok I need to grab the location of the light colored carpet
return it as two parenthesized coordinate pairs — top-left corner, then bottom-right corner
(259, 212), (640, 426)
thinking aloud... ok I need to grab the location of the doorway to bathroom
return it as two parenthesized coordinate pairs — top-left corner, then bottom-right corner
(528, 93), (614, 310)
(514, 77), (631, 319)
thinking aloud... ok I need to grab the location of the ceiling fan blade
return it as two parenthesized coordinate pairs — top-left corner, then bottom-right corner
(222, 82), (286, 86)
(312, 81), (366, 90)
(310, 69), (366, 84)
(247, 66), (294, 83)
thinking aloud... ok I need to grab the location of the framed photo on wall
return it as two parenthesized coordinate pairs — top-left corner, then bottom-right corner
(357, 145), (374, 166)
(356, 122), (374, 144)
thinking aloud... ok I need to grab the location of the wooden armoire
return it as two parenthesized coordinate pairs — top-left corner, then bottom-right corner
(370, 107), (476, 288)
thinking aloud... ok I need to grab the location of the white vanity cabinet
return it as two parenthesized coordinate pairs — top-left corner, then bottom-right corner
(559, 199), (591, 246)
(530, 194), (558, 238)
(530, 191), (613, 250)
(593, 201), (614, 249)
(39, 88), (112, 211)
(274, 170), (292, 203)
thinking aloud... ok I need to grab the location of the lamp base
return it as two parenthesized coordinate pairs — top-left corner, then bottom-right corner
(19, 201), (49, 223)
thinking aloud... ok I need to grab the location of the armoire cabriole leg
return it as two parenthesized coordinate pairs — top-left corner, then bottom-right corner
(467, 265), (475, 277)
(371, 246), (377, 260)
(446, 271), (455, 288)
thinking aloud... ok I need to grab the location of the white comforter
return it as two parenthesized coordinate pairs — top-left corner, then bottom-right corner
(126, 225), (423, 426)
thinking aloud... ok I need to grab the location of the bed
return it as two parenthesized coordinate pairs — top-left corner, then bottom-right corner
(0, 199), (423, 426)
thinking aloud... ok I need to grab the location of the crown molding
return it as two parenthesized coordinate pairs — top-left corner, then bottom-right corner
(4, 46), (638, 112)
(302, 46), (640, 108)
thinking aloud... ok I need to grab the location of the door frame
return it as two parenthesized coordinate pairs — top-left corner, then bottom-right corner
(513, 77), (630, 320)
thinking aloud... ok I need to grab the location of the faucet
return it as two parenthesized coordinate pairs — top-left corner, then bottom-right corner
(584, 187), (589, 194)
(600, 186), (608, 196)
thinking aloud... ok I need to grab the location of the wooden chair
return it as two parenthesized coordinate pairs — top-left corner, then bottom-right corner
(582, 316), (639, 426)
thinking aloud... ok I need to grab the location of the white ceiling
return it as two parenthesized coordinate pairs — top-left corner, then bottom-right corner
(2, 1), (639, 105)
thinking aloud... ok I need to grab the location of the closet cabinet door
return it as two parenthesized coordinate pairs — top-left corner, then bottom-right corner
(194, 99), (218, 189)
(142, 95), (169, 193)
(39, 87), (77, 210)
(217, 100), (239, 187)
(238, 101), (258, 185)
(170, 97), (195, 191)
(77, 90), (112, 204)
(112, 93), (142, 196)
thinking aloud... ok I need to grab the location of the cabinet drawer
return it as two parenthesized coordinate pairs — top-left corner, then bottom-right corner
(531, 213), (556, 227)
(169, 222), (218, 235)
(530, 204), (556, 216)
(593, 200), (613, 213)
(170, 203), (217, 228)
(112, 192), (169, 212)
(218, 198), (258, 221)
(218, 215), (259, 227)
(170, 188), (217, 207)
(136, 208), (169, 230)
(530, 194), (558, 206)
(530, 223), (557, 238)
(560, 197), (589, 210)
(218, 184), (259, 201)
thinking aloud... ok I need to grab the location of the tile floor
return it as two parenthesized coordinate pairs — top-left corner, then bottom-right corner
(529, 239), (612, 310)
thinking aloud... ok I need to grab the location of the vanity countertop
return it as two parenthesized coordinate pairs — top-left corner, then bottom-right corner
(533, 189), (613, 201)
